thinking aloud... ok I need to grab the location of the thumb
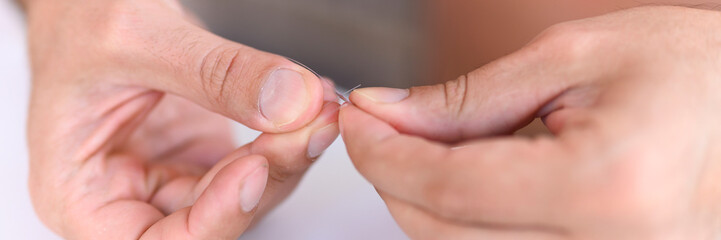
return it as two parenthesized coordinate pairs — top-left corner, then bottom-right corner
(349, 52), (576, 142)
(130, 22), (325, 133)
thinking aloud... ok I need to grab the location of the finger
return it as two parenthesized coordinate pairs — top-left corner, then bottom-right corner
(117, 6), (325, 133)
(248, 101), (340, 215)
(348, 42), (585, 142)
(340, 105), (573, 225)
(197, 102), (340, 218)
(151, 102), (339, 219)
(141, 155), (268, 239)
(379, 192), (566, 240)
(196, 102), (339, 216)
(321, 77), (340, 102)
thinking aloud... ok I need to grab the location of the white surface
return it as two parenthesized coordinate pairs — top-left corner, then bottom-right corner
(0, 1), (407, 239)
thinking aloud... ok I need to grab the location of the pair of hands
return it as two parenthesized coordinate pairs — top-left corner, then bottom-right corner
(25, 0), (721, 239)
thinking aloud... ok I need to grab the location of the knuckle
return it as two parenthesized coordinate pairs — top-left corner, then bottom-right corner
(441, 75), (470, 120)
(93, 2), (146, 60)
(529, 22), (604, 63)
(199, 46), (245, 108)
(250, 136), (314, 182)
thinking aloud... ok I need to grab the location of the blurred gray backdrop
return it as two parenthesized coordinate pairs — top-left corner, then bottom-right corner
(181, 0), (428, 89)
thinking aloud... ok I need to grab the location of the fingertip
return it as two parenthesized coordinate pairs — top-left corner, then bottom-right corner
(349, 88), (410, 113)
(207, 154), (268, 208)
(321, 77), (339, 102)
(310, 101), (340, 128)
(338, 105), (361, 136)
(184, 154), (268, 238)
(307, 122), (339, 159)
(266, 59), (333, 132)
(347, 88), (420, 135)
(203, 154), (268, 206)
(348, 85), (474, 142)
(239, 159), (269, 212)
(351, 87), (410, 105)
(304, 102), (342, 159)
(248, 101), (340, 173)
(259, 65), (325, 132)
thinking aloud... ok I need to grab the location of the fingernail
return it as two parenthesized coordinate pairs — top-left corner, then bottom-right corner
(240, 164), (269, 212)
(260, 69), (309, 127)
(321, 78), (338, 102)
(354, 87), (409, 103)
(307, 123), (340, 159)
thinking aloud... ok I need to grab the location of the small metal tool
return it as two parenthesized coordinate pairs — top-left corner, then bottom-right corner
(342, 84), (362, 99)
(287, 57), (357, 103)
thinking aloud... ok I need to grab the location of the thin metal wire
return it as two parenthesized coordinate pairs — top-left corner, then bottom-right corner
(286, 57), (321, 79)
(286, 57), (358, 103)
(336, 93), (351, 103)
(343, 84), (362, 96)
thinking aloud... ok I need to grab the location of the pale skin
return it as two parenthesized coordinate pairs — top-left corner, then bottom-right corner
(23, 0), (721, 240)
(24, 0), (340, 239)
(342, 6), (721, 240)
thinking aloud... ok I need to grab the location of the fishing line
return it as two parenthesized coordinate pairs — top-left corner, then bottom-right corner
(287, 57), (358, 103)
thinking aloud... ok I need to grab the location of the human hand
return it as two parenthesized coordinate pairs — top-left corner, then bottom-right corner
(25, 0), (340, 239)
(341, 6), (721, 239)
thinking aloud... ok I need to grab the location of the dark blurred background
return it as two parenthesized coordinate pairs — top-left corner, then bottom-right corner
(179, 0), (622, 90)
(181, 0), (428, 89)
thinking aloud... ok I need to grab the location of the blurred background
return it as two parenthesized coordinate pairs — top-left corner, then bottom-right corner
(180, 0), (429, 89)
(178, 1), (623, 90)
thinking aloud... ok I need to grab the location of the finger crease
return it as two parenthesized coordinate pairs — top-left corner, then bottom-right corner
(217, 49), (241, 103)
